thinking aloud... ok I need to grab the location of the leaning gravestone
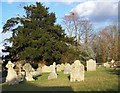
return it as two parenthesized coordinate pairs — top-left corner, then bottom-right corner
(64, 63), (71, 74)
(6, 61), (20, 85)
(48, 65), (57, 80)
(70, 60), (84, 82)
(23, 63), (34, 81)
(86, 59), (96, 71)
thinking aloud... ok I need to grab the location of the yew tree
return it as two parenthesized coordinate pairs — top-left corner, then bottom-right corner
(2, 2), (72, 65)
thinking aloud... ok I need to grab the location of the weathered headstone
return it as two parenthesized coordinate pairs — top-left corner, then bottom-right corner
(6, 61), (20, 85)
(60, 63), (65, 71)
(37, 67), (42, 73)
(64, 63), (71, 74)
(53, 62), (56, 68)
(56, 64), (62, 72)
(110, 59), (115, 68)
(111, 59), (115, 64)
(70, 60), (84, 82)
(16, 62), (22, 76)
(86, 59), (96, 71)
(103, 62), (110, 68)
(23, 63), (34, 81)
(48, 65), (57, 80)
(42, 65), (51, 73)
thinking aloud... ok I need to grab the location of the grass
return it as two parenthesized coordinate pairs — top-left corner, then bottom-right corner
(1, 67), (120, 92)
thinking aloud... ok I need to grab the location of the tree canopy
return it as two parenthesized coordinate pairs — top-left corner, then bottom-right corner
(2, 2), (74, 65)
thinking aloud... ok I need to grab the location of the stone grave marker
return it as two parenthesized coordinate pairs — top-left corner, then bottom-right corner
(42, 65), (51, 73)
(23, 63), (34, 81)
(48, 65), (57, 80)
(103, 62), (110, 68)
(111, 59), (115, 68)
(64, 63), (71, 74)
(70, 60), (84, 82)
(86, 59), (96, 71)
(60, 63), (65, 71)
(6, 61), (20, 85)
(56, 64), (62, 72)
(53, 62), (56, 68)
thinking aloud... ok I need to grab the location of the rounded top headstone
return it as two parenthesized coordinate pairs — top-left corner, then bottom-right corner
(6, 61), (15, 68)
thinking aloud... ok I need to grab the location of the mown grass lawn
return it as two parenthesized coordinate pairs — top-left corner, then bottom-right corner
(1, 67), (119, 92)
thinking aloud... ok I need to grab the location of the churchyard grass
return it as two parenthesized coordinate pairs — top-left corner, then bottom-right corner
(1, 67), (119, 91)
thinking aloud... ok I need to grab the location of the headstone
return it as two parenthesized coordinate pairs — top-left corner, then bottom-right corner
(111, 59), (115, 64)
(42, 65), (51, 73)
(6, 61), (20, 85)
(60, 63), (65, 71)
(37, 67), (42, 73)
(23, 63), (34, 81)
(74, 60), (81, 65)
(53, 62), (56, 68)
(111, 59), (115, 68)
(48, 65), (57, 80)
(16, 63), (22, 76)
(103, 62), (110, 68)
(32, 70), (41, 76)
(86, 59), (96, 71)
(64, 63), (71, 74)
(56, 64), (62, 72)
(70, 60), (84, 82)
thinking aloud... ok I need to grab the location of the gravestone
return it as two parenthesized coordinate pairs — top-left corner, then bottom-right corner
(70, 60), (84, 82)
(86, 59), (96, 71)
(111, 59), (115, 64)
(48, 65), (57, 80)
(111, 59), (115, 68)
(56, 64), (62, 72)
(6, 61), (20, 85)
(74, 60), (81, 65)
(42, 65), (51, 73)
(37, 67), (42, 73)
(64, 63), (71, 74)
(23, 63), (34, 81)
(60, 63), (65, 71)
(16, 63), (22, 76)
(53, 62), (56, 69)
(32, 70), (41, 77)
(103, 62), (110, 68)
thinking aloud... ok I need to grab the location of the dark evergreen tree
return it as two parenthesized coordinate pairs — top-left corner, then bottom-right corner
(2, 2), (73, 65)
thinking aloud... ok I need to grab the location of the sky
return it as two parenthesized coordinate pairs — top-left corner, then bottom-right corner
(0, 0), (119, 56)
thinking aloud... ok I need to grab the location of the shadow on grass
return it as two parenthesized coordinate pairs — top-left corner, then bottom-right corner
(106, 68), (120, 76)
(2, 81), (73, 92)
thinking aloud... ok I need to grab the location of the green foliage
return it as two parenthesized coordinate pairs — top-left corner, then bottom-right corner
(2, 2), (71, 65)
(81, 47), (94, 59)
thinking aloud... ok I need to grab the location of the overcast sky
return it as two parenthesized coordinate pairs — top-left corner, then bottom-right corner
(0, 0), (119, 57)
